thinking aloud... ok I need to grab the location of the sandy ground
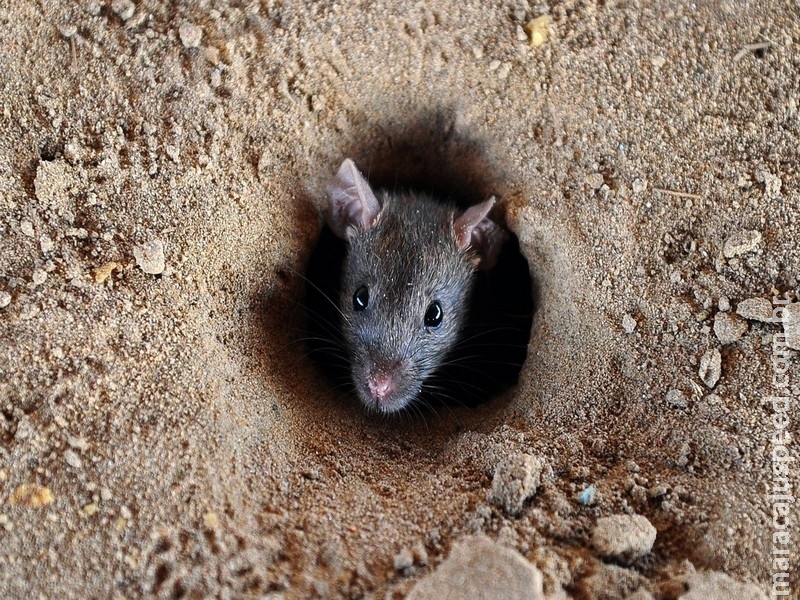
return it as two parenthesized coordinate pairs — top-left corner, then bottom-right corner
(1, 1), (798, 598)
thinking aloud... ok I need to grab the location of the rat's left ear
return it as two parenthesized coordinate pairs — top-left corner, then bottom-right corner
(453, 197), (507, 270)
(325, 158), (382, 239)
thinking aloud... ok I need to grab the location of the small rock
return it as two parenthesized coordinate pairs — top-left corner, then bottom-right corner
(179, 22), (203, 49)
(713, 312), (748, 344)
(94, 262), (120, 283)
(717, 295), (730, 312)
(64, 449), (83, 469)
(699, 348), (722, 389)
(577, 485), (597, 506)
(67, 436), (88, 451)
(755, 169), (782, 199)
(203, 511), (218, 529)
(665, 389), (688, 409)
(651, 55), (667, 68)
(497, 62), (511, 80)
(406, 536), (544, 600)
(488, 453), (544, 516)
(0, 292), (11, 308)
(781, 303), (800, 350)
(622, 314), (637, 334)
(133, 239), (166, 275)
(632, 178), (648, 194)
(677, 570), (768, 600)
(735, 297), (773, 322)
(58, 24), (78, 39)
(524, 15), (550, 48)
(9, 484), (54, 507)
(111, 0), (135, 21)
(393, 547), (414, 571)
(20, 220), (35, 237)
(722, 230), (761, 258)
(592, 514), (657, 565)
(32, 269), (48, 286)
(39, 235), (55, 253)
(586, 172), (605, 189)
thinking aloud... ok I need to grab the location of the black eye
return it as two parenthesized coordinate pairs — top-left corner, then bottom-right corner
(424, 301), (443, 329)
(353, 286), (369, 311)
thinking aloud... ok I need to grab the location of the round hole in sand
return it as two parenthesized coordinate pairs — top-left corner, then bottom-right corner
(303, 158), (536, 417)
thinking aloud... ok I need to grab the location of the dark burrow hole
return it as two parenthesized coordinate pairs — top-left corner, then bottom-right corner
(303, 123), (537, 415)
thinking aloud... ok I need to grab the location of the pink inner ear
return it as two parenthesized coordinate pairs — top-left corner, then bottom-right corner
(325, 159), (381, 239)
(454, 197), (496, 251)
(454, 196), (507, 270)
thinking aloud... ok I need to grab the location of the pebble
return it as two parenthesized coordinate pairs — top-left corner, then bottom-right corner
(179, 22), (203, 49)
(586, 172), (604, 189)
(393, 547), (414, 571)
(622, 314), (637, 333)
(406, 536), (544, 600)
(68, 436), (88, 451)
(39, 235), (55, 253)
(0, 292), (11, 308)
(632, 178), (648, 194)
(698, 348), (722, 389)
(577, 484), (597, 505)
(591, 514), (657, 565)
(782, 303), (800, 350)
(64, 449), (83, 469)
(203, 511), (218, 529)
(717, 295), (730, 312)
(524, 16), (550, 48)
(735, 297), (773, 322)
(133, 239), (166, 275)
(722, 230), (761, 258)
(713, 312), (747, 344)
(20, 220), (35, 237)
(9, 484), (54, 507)
(32, 269), (48, 286)
(666, 389), (688, 409)
(488, 453), (543, 516)
(755, 169), (782, 199)
(58, 24), (78, 39)
(677, 570), (768, 600)
(94, 262), (120, 284)
(111, 0), (135, 21)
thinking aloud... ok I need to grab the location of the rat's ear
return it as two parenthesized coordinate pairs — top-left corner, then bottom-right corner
(453, 197), (507, 270)
(325, 158), (381, 239)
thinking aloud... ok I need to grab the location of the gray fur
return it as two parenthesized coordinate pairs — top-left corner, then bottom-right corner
(324, 158), (506, 413)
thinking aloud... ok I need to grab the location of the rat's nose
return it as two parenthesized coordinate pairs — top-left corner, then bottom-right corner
(367, 371), (395, 400)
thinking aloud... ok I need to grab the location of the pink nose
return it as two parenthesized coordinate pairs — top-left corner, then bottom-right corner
(367, 372), (395, 400)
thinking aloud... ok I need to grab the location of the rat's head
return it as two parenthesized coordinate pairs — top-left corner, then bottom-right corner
(324, 158), (506, 414)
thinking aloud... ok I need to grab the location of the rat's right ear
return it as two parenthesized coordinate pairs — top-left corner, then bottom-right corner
(324, 158), (381, 239)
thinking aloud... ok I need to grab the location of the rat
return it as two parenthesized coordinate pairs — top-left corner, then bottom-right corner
(319, 158), (508, 414)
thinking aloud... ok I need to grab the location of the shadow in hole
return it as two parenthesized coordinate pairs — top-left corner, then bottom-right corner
(304, 111), (539, 416)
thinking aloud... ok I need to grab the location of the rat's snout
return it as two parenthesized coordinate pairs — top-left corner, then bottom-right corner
(367, 370), (396, 401)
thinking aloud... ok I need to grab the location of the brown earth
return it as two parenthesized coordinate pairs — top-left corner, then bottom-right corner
(1, 1), (798, 598)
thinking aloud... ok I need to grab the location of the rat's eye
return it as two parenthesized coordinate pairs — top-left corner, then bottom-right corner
(353, 286), (369, 311)
(424, 301), (443, 329)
